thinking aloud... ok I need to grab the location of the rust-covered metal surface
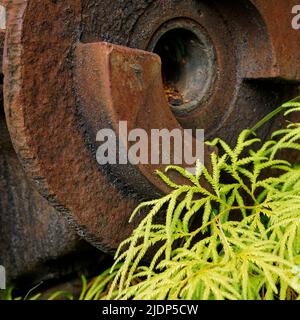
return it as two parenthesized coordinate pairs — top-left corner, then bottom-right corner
(3, 0), (139, 254)
(1, 0), (300, 264)
(0, 2), (108, 283)
(0, 114), (108, 283)
(75, 42), (214, 197)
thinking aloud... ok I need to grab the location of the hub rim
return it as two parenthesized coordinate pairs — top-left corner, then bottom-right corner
(148, 19), (216, 115)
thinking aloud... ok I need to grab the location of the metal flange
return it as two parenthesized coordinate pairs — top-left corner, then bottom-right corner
(2, 0), (300, 253)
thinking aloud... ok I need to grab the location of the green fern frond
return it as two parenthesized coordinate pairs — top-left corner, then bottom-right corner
(101, 97), (300, 300)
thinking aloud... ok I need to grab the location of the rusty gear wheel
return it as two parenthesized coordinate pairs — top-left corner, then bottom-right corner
(3, 0), (300, 254)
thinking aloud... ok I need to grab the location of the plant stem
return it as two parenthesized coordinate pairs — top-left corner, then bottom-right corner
(251, 106), (285, 133)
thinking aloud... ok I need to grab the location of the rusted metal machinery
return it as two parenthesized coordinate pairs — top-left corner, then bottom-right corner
(0, 0), (300, 283)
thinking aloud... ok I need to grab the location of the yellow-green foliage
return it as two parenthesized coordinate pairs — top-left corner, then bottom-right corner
(104, 98), (300, 300)
(4, 99), (300, 301)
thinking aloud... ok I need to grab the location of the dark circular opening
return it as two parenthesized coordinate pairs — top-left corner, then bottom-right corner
(154, 29), (194, 107)
(150, 23), (216, 114)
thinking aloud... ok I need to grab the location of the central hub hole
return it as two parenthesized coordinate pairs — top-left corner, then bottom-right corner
(154, 29), (197, 107)
(152, 26), (215, 112)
